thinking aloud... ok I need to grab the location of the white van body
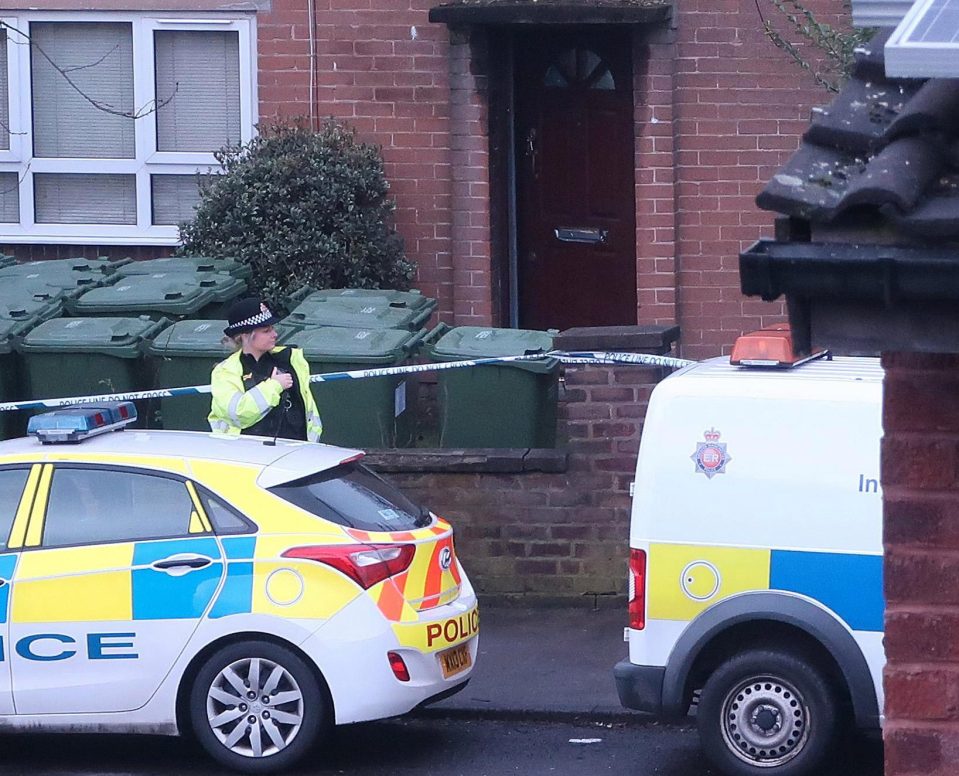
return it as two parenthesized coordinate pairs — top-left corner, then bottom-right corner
(615, 354), (884, 776)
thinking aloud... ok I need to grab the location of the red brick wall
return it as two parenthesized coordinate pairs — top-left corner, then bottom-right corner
(377, 362), (664, 597)
(258, 0), (459, 322)
(669, 0), (842, 360)
(882, 351), (959, 776)
(634, 32), (679, 328)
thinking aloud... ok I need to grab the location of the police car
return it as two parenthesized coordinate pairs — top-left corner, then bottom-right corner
(0, 403), (478, 772)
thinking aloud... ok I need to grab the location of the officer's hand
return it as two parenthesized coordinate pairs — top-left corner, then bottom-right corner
(271, 368), (294, 391)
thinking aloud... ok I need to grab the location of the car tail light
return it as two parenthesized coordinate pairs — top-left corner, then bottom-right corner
(282, 543), (415, 589)
(387, 651), (410, 682)
(628, 548), (647, 630)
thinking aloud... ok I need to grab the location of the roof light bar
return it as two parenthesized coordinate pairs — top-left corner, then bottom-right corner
(27, 402), (138, 444)
(730, 325), (829, 368)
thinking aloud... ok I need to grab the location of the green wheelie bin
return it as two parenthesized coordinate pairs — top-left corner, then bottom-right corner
(148, 319), (233, 431)
(0, 311), (58, 440)
(66, 272), (245, 320)
(0, 263), (113, 301)
(427, 326), (559, 448)
(116, 256), (252, 281)
(0, 294), (62, 322)
(3, 256), (128, 276)
(281, 288), (437, 334)
(283, 326), (429, 448)
(17, 317), (169, 428)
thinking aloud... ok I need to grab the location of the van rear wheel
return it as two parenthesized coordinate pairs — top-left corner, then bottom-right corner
(697, 648), (838, 776)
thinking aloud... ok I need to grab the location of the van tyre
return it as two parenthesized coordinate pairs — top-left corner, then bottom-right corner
(697, 648), (838, 776)
(189, 641), (329, 774)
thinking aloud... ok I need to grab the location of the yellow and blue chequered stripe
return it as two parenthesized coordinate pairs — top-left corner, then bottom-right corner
(648, 544), (884, 633)
(0, 554), (15, 623)
(208, 537), (256, 619)
(132, 538), (222, 620)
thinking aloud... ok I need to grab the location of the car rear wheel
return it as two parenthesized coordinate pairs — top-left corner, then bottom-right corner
(189, 641), (328, 774)
(697, 648), (839, 776)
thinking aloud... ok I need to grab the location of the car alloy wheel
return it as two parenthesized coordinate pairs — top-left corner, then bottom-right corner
(207, 656), (304, 758)
(189, 641), (327, 774)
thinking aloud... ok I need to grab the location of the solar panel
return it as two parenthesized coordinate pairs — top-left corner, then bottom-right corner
(886, 0), (959, 76)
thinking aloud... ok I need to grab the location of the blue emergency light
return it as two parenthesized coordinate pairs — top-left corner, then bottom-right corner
(27, 402), (138, 444)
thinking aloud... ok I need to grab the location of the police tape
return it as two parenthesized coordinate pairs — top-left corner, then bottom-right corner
(0, 349), (694, 412)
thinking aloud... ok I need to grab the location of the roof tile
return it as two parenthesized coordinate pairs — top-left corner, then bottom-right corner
(756, 29), (959, 239)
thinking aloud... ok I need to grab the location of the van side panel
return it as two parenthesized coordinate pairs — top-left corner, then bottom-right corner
(631, 363), (882, 554)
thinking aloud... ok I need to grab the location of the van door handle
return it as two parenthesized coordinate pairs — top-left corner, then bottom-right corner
(152, 554), (213, 575)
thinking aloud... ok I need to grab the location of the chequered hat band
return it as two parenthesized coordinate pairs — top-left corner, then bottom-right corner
(234, 308), (275, 329)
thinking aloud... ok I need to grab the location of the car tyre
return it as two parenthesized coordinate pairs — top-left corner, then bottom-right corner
(697, 648), (839, 776)
(189, 640), (329, 774)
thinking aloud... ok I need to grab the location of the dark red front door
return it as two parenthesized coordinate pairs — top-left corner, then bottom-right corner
(515, 30), (637, 330)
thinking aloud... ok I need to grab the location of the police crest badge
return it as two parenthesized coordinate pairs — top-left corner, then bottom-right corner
(691, 428), (731, 478)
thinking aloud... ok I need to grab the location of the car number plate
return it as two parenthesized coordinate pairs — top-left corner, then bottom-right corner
(439, 642), (472, 679)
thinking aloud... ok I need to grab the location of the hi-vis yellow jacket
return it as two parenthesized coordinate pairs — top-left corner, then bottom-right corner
(208, 346), (323, 442)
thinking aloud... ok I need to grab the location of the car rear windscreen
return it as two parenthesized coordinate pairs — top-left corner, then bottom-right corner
(268, 462), (431, 532)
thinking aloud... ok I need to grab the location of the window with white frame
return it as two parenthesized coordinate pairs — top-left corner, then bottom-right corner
(0, 13), (255, 244)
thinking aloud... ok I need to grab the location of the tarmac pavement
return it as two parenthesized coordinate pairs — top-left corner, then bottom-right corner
(422, 601), (644, 722)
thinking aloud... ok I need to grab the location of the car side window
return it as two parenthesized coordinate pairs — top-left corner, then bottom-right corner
(0, 468), (30, 551)
(199, 490), (254, 535)
(43, 467), (194, 548)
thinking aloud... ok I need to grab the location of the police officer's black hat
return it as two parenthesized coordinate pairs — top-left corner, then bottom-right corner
(223, 297), (282, 336)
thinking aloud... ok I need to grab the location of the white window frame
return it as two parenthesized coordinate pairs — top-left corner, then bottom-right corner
(0, 11), (257, 245)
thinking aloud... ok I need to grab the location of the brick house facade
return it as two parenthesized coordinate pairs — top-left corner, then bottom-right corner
(0, 0), (844, 360)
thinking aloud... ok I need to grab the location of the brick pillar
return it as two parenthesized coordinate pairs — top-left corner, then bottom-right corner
(448, 27), (493, 326)
(882, 351), (959, 776)
(634, 32), (679, 328)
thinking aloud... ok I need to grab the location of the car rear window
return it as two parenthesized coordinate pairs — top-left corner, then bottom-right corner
(268, 463), (431, 532)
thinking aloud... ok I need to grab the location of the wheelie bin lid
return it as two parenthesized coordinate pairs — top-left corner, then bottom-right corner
(0, 265), (108, 296)
(18, 317), (169, 358)
(285, 287), (436, 315)
(132, 271), (247, 303)
(0, 278), (69, 305)
(0, 315), (46, 355)
(284, 326), (426, 365)
(428, 326), (559, 374)
(0, 294), (62, 323)
(147, 319), (234, 359)
(5, 257), (128, 276)
(117, 256), (252, 281)
(66, 274), (220, 317)
(283, 295), (433, 331)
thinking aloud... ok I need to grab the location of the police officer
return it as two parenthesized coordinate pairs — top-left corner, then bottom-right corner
(208, 297), (322, 441)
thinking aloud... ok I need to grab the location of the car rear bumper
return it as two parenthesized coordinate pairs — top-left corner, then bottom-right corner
(614, 659), (665, 715)
(302, 587), (479, 725)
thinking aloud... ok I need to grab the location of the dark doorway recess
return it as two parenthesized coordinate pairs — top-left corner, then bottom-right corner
(514, 28), (637, 330)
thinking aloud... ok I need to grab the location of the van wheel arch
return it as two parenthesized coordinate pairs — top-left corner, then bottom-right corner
(662, 592), (879, 729)
(175, 632), (333, 740)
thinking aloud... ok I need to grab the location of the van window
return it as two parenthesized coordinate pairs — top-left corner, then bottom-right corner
(269, 463), (430, 532)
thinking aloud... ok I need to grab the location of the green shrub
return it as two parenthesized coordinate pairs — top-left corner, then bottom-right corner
(177, 121), (414, 301)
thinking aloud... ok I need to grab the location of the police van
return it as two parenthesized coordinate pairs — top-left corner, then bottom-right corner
(614, 327), (883, 776)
